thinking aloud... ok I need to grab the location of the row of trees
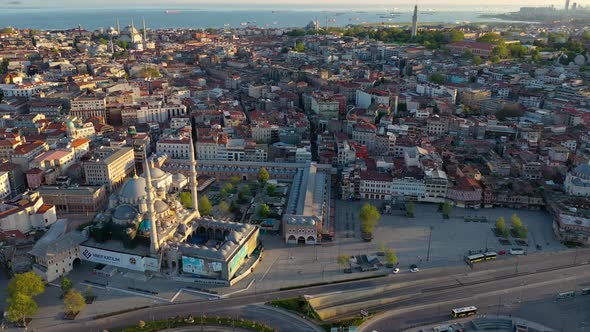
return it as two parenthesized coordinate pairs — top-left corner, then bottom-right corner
(495, 214), (528, 239)
(5, 273), (91, 327)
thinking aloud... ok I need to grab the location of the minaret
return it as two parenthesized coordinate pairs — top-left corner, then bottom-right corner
(131, 18), (135, 43)
(411, 5), (418, 38)
(116, 18), (120, 35)
(189, 130), (200, 218)
(142, 17), (147, 42)
(144, 151), (159, 255)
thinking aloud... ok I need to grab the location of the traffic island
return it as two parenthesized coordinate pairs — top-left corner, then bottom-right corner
(114, 315), (274, 332)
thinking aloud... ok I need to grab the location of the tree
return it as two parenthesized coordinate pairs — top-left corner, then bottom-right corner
(5, 293), (38, 327)
(337, 254), (349, 271)
(219, 201), (230, 213)
(267, 184), (276, 196)
(294, 40), (305, 52)
(138, 320), (146, 328)
(179, 191), (193, 209)
(220, 189), (227, 199)
(258, 167), (270, 183)
(496, 217), (508, 237)
(511, 214), (528, 239)
(61, 277), (73, 296)
(442, 202), (452, 219)
(223, 182), (234, 193)
(199, 196), (212, 216)
(429, 72), (445, 85)
(359, 203), (381, 236)
(447, 29), (465, 42)
(473, 56), (483, 65)
(493, 45), (510, 59)
(85, 286), (93, 300)
(491, 55), (500, 64)
(258, 204), (271, 218)
(406, 201), (415, 218)
(230, 176), (241, 185)
(7, 272), (45, 298)
(385, 249), (398, 267)
(63, 289), (85, 314)
(476, 32), (505, 45)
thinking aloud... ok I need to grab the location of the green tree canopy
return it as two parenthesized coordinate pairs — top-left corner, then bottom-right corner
(258, 167), (270, 183)
(222, 182), (234, 193)
(178, 191), (193, 209)
(7, 272), (45, 298)
(385, 249), (398, 266)
(360, 203), (381, 234)
(199, 196), (212, 216)
(63, 289), (86, 314)
(5, 293), (38, 325)
(230, 176), (241, 185)
(337, 254), (349, 270)
(219, 201), (230, 214)
(267, 184), (276, 196)
(447, 29), (465, 42)
(429, 72), (445, 85)
(407, 201), (415, 217)
(477, 32), (505, 45)
(442, 202), (452, 218)
(294, 41), (305, 52)
(61, 277), (73, 295)
(473, 56), (483, 65)
(258, 204), (271, 218)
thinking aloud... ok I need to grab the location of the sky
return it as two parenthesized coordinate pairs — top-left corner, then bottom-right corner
(0, 0), (568, 8)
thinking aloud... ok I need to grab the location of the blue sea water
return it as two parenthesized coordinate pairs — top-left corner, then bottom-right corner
(0, 6), (515, 30)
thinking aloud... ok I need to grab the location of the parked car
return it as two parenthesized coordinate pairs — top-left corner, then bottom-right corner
(510, 248), (525, 255)
(498, 250), (507, 255)
(409, 264), (419, 273)
(392, 267), (400, 274)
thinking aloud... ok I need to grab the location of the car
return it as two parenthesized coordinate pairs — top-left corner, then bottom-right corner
(510, 248), (525, 255)
(536, 244), (542, 250)
(392, 267), (400, 274)
(498, 250), (507, 255)
(409, 264), (419, 273)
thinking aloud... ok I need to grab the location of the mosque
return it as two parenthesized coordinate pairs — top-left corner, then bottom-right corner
(78, 133), (260, 283)
(108, 18), (155, 51)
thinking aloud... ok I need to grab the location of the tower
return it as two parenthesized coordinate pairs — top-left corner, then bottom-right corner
(189, 130), (200, 218)
(565, 0), (570, 10)
(142, 17), (147, 42)
(116, 18), (120, 34)
(144, 151), (159, 255)
(411, 5), (418, 38)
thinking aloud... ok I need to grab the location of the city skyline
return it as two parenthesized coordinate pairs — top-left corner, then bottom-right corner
(0, 0), (578, 10)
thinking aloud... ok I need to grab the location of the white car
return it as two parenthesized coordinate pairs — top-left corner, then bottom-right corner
(392, 268), (400, 274)
(510, 248), (525, 255)
(409, 264), (419, 273)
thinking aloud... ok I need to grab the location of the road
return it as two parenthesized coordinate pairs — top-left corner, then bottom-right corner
(40, 248), (590, 332)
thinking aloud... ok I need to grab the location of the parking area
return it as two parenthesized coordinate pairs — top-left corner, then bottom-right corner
(333, 200), (566, 269)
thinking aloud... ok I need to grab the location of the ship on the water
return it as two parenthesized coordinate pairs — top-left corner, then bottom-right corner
(165, 10), (182, 14)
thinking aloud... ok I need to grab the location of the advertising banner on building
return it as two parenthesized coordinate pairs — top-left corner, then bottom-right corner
(80, 245), (154, 272)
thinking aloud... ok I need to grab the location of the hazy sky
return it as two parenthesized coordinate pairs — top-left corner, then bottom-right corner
(0, 0), (567, 8)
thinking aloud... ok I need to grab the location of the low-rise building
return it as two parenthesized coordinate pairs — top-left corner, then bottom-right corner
(0, 192), (57, 233)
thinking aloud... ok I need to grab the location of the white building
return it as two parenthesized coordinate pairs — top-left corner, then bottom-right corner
(29, 219), (86, 282)
(356, 89), (390, 108)
(392, 177), (426, 199)
(83, 147), (135, 189)
(0, 172), (11, 200)
(565, 164), (590, 197)
(157, 136), (191, 160)
(0, 192), (57, 233)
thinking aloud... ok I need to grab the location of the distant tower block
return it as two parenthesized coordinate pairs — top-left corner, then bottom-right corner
(565, 0), (570, 10)
(411, 5), (418, 38)
(572, 2), (577, 10)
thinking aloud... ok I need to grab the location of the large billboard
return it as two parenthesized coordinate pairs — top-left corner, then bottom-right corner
(79, 245), (159, 272)
(182, 256), (206, 275)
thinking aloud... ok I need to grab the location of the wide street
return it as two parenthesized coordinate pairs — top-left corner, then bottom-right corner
(39, 248), (590, 332)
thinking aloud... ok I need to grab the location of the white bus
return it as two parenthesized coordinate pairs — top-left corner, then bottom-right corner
(451, 306), (478, 318)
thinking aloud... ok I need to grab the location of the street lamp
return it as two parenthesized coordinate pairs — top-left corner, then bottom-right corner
(426, 226), (433, 262)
